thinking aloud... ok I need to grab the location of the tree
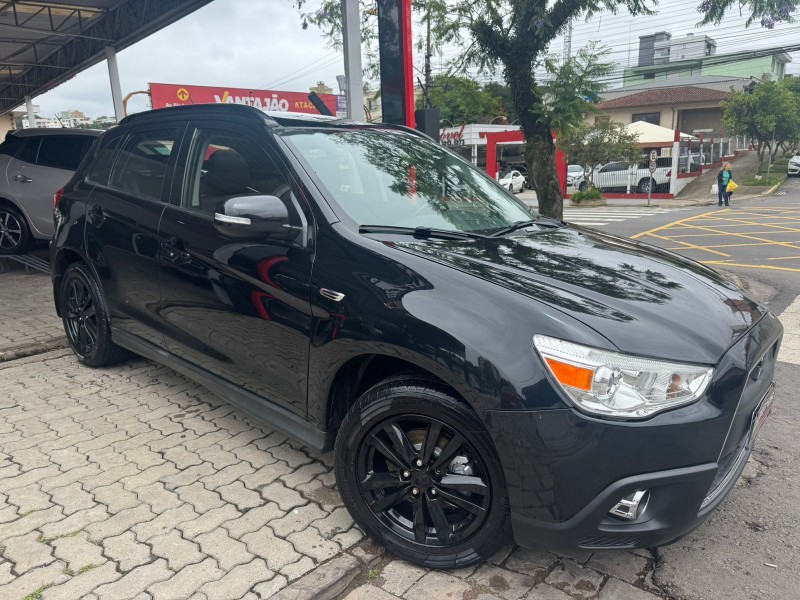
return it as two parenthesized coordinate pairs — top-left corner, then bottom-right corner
(722, 79), (800, 174)
(294, 0), (797, 219)
(425, 75), (502, 124)
(559, 120), (642, 186)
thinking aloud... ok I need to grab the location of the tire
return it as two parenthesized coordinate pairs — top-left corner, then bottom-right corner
(637, 178), (654, 193)
(578, 181), (588, 192)
(60, 262), (127, 367)
(507, 184), (514, 192)
(335, 377), (510, 569)
(0, 204), (31, 255)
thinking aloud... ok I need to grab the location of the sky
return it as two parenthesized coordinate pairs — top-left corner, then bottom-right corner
(25, 0), (800, 119)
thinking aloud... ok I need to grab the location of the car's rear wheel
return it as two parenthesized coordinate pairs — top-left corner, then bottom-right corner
(578, 181), (588, 192)
(60, 263), (127, 367)
(0, 204), (31, 255)
(637, 178), (654, 193)
(335, 377), (510, 569)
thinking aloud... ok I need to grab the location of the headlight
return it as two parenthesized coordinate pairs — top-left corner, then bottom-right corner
(533, 335), (713, 418)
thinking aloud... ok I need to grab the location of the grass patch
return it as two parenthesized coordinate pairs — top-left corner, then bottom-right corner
(77, 564), (96, 575)
(23, 584), (53, 600)
(366, 567), (381, 581)
(740, 176), (784, 187)
(37, 530), (82, 544)
(570, 188), (603, 203)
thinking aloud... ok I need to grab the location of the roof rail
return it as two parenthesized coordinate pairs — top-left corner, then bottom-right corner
(119, 103), (271, 126)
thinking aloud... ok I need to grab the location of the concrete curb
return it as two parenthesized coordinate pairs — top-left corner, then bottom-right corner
(271, 554), (361, 600)
(0, 336), (69, 363)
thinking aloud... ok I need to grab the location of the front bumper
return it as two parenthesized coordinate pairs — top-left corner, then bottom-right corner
(486, 312), (782, 551)
(788, 164), (800, 175)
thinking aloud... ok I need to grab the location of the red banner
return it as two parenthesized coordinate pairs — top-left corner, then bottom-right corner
(148, 83), (342, 116)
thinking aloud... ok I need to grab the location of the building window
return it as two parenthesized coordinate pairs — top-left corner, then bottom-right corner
(594, 115), (610, 125)
(632, 112), (661, 125)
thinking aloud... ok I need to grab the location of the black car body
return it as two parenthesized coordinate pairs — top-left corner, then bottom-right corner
(50, 104), (782, 568)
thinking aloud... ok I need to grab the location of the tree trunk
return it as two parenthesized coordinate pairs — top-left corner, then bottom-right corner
(526, 127), (563, 219)
(756, 142), (766, 175)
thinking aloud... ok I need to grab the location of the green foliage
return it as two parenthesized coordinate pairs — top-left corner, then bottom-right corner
(571, 188), (603, 203)
(425, 75), (502, 124)
(559, 120), (642, 182)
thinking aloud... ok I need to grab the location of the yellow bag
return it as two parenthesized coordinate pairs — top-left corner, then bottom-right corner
(726, 180), (738, 192)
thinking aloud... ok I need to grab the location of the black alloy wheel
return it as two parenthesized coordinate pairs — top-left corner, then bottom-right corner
(60, 263), (126, 367)
(335, 377), (509, 568)
(0, 205), (30, 254)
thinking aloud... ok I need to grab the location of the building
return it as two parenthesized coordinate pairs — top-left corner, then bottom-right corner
(623, 32), (791, 88)
(309, 81), (333, 95)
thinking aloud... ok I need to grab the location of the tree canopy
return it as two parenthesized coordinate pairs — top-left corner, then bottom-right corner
(424, 75), (502, 124)
(559, 120), (642, 184)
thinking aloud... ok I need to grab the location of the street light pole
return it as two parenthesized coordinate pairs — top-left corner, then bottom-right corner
(766, 127), (776, 183)
(341, 0), (365, 121)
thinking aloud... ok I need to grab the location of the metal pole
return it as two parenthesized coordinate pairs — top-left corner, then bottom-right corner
(24, 95), (35, 128)
(105, 47), (124, 122)
(424, 1), (431, 103)
(647, 179), (652, 206)
(766, 127), (776, 182)
(341, 0), (365, 121)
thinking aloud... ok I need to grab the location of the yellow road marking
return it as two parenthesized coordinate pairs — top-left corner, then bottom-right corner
(667, 231), (800, 238)
(766, 256), (800, 261)
(648, 233), (729, 256)
(631, 210), (724, 240)
(702, 261), (800, 273)
(665, 241), (785, 250)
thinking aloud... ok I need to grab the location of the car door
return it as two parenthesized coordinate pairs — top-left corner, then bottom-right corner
(7, 134), (95, 238)
(157, 122), (314, 417)
(84, 123), (185, 348)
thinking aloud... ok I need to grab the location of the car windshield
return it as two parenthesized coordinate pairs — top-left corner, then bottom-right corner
(282, 128), (532, 234)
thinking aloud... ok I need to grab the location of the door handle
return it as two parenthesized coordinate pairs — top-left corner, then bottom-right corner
(12, 174), (32, 183)
(88, 204), (106, 225)
(161, 237), (191, 265)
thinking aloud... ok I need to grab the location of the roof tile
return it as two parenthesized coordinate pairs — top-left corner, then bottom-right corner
(597, 87), (729, 110)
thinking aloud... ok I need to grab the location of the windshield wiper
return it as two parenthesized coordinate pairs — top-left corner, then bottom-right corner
(488, 216), (564, 237)
(358, 225), (489, 240)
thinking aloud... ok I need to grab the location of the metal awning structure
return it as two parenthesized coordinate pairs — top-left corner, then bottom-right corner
(0, 0), (215, 116)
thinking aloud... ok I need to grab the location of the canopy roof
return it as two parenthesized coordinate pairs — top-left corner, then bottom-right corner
(627, 120), (697, 144)
(0, 0), (214, 116)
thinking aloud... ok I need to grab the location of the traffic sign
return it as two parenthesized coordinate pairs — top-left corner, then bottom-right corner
(649, 161), (657, 173)
(649, 150), (658, 161)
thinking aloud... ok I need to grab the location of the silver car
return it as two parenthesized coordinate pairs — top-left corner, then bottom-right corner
(0, 128), (101, 254)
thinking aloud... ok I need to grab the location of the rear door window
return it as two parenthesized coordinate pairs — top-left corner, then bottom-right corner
(17, 137), (41, 164)
(37, 135), (95, 171)
(86, 134), (124, 186)
(109, 127), (179, 202)
(0, 137), (24, 157)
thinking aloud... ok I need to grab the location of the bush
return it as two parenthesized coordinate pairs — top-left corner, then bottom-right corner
(571, 188), (603, 203)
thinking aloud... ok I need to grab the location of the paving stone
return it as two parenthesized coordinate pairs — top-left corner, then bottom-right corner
(586, 551), (649, 585)
(90, 483), (140, 514)
(526, 583), (574, 599)
(178, 504), (241, 540)
(199, 558), (273, 600)
(132, 504), (199, 542)
(280, 463), (328, 488)
(39, 505), (109, 541)
(11, 447), (52, 471)
(287, 529), (341, 562)
(280, 555), (316, 580)
(39, 464), (101, 493)
(375, 560), (426, 596)
(487, 544), (515, 566)
(312, 507), (354, 539)
(597, 577), (660, 599)
(232, 444), (277, 469)
(149, 530), (204, 571)
(273, 554), (359, 599)
(3, 506), (65, 540)
(332, 526), (364, 550)
(296, 478), (342, 512)
(504, 548), (559, 577)
(135, 481), (183, 513)
(47, 447), (90, 471)
(259, 481), (308, 512)
(123, 446), (166, 470)
(200, 461), (255, 490)
(545, 559), (605, 600)
(84, 503), (155, 541)
(103, 531), (152, 571)
(343, 584), (402, 600)
(3, 465), (61, 492)
(239, 461), (294, 490)
(162, 463), (216, 490)
(52, 533), (106, 572)
(196, 528), (254, 570)
(195, 444), (240, 470)
(252, 574), (289, 598)
(148, 557), (225, 600)
(120, 463), (179, 491)
(81, 463), (141, 491)
(242, 529), (301, 571)
(162, 446), (203, 469)
(223, 502), (284, 539)
(175, 482), (224, 512)
(49, 483), (96, 515)
(6, 484), (52, 513)
(467, 564), (536, 600)
(0, 561), (70, 600)
(268, 444), (313, 468)
(2, 531), (55, 573)
(41, 562), (121, 600)
(93, 558), (172, 600)
(405, 571), (473, 600)
(271, 503), (327, 537)
(0, 560), (14, 585)
(216, 481), (263, 510)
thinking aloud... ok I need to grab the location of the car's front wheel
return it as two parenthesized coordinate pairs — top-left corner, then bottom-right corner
(0, 204), (31, 255)
(60, 263), (127, 367)
(335, 376), (510, 569)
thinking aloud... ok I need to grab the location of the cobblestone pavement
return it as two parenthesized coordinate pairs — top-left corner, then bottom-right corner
(0, 350), (364, 600)
(0, 269), (65, 359)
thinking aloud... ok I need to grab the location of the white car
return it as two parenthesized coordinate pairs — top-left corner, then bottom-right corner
(499, 170), (525, 193)
(567, 165), (588, 191)
(789, 154), (800, 176)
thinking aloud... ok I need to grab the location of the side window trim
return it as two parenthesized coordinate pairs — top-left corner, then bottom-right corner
(85, 132), (128, 187)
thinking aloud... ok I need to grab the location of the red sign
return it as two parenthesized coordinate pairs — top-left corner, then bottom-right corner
(148, 83), (340, 116)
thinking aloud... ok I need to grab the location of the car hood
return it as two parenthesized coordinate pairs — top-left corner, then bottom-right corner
(392, 226), (766, 364)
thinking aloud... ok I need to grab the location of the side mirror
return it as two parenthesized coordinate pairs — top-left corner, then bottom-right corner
(213, 195), (297, 240)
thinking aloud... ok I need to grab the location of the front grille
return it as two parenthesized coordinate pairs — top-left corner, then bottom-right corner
(578, 535), (642, 548)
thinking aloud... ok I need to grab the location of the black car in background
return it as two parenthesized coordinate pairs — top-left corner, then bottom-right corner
(51, 104), (781, 568)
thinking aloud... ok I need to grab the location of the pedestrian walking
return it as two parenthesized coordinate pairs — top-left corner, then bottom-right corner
(720, 162), (733, 206)
(716, 165), (726, 206)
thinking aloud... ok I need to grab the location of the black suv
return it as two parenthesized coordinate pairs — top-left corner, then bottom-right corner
(51, 104), (781, 568)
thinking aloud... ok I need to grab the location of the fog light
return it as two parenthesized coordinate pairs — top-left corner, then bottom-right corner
(608, 489), (649, 521)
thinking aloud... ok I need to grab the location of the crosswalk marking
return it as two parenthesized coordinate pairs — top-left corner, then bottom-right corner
(562, 207), (690, 227)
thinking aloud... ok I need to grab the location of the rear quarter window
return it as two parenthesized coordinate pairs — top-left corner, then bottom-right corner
(17, 137), (41, 164)
(38, 135), (96, 171)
